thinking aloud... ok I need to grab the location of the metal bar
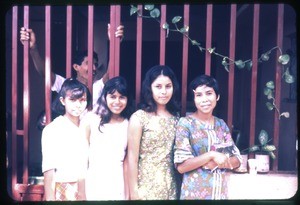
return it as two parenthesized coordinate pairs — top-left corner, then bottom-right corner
(159, 4), (166, 65)
(22, 5), (30, 185)
(249, 4), (260, 152)
(181, 4), (189, 116)
(88, 5), (94, 107)
(66, 6), (72, 78)
(109, 5), (116, 78)
(11, 5), (18, 200)
(227, 4), (237, 131)
(114, 5), (121, 76)
(45, 6), (52, 125)
(205, 4), (213, 75)
(273, 4), (284, 171)
(135, 5), (143, 106)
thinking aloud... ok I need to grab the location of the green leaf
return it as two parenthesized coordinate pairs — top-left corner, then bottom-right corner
(180, 25), (189, 33)
(191, 40), (200, 46)
(269, 151), (276, 160)
(266, 81), (275, 89)
(258, 130), (268, 146)
(130, 6), (138, 16)
(144, 4), (154, 11)
(266, 102), (274, 110)
(150, 8), (160, 18)
(207, 47), (215, 54)
(278, 54), (290, 65)
(264, 87), (272, 96)
(267, 92), (274, 99)
(172, 16), (182, 24)
(235, 60), (245, 69)
(249, 145), (260, 152)
(262, 145), (276, 152)
(162, 23), (169, 30)
(246, 60), (252, 71)
(284, 74), (295, 84)
(261, 53), (270, 61)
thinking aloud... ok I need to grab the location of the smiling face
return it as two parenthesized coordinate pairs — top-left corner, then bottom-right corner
(193, 85), (220, 115)
(106, 90), (128, 115)
(151, 75), (173, 106)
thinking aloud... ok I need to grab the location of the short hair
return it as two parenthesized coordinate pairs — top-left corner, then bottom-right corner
(96, 76), (134, 132)
(189, 74), (220, 97)
(73, 50), (99, 65)
(139, 65), (180, 116)
(53, 78), (91, 115)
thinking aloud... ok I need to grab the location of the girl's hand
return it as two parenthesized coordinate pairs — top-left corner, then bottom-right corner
(211, 151), (228, 168)
(203, 160), (218, 170)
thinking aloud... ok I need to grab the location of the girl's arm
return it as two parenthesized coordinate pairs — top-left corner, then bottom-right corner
(123, 152), (129, 200)
(126, 114), (143, 200)
(43, 169), (56, 200)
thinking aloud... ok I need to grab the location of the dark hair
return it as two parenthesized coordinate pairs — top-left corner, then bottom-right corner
(189, 74), (220, 97)
(72, 50), (99, 77)
(96, 76), (134, 132)
(53, 78), (91, 115)
(73, 50), (99, 66)
(138, 65), (180, 116)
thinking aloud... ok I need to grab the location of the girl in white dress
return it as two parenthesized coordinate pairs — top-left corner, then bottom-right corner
(81, 76), (134, 200)
(42, 78), (91, 201)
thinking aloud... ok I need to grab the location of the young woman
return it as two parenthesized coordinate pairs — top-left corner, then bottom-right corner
(81, 76), (134, 200)
(126, 65), (181, 200)
(174, 74), (242, 199)
(41, 78), (91, 201)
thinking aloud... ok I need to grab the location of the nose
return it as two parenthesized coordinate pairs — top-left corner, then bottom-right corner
(161, 86), (167, 94)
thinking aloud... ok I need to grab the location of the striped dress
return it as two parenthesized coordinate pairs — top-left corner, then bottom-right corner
(174, 116), (241, 199)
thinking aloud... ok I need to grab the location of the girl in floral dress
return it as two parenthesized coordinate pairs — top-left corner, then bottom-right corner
(126, 65), (181, 200)
(174, 75), (242, 199)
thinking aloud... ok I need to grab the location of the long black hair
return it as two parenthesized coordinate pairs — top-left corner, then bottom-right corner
(95, 76), (134, 132)
(138, 65), (180, 116)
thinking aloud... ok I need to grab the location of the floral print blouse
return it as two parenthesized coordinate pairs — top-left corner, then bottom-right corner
(174, 115), (241, 199)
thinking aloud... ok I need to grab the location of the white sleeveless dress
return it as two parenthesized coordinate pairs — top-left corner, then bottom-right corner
(85, 113), (128, 200)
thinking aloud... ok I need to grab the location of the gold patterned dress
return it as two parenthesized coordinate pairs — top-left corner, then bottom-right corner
(133, 109), (179, 200)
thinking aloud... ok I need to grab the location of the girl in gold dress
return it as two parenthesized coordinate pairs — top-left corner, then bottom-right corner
(126, 65), (181, 200)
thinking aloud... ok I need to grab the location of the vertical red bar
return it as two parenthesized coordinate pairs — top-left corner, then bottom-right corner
(249, 4), (260, 153)
(135, 5), (143, 105)
(88, 5), (94, 106)
(181, 4), (189, 116)
(109, 5), (116, 78)
(45, 6), (52, 125)
(23, 5), (29, 185)
(66, 6), (72, 78)
(11, 5), (18, 200)
(114, 5), (121, 76)
(227, 4), (237, 131)
(205, 4), (213, 75)
(159, 4), (166, 65)
(273, 4), (284, 171)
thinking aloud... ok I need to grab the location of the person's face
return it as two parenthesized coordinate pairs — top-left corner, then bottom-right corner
(74, 56), (98, 81)
(60, 92), (87, 118)
(151, 75), (173, 106)
(106, 91), (128, 115)
(193, 85), (219, 115)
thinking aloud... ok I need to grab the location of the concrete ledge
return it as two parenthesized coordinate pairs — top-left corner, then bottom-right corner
(228, 172), (298, 199)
